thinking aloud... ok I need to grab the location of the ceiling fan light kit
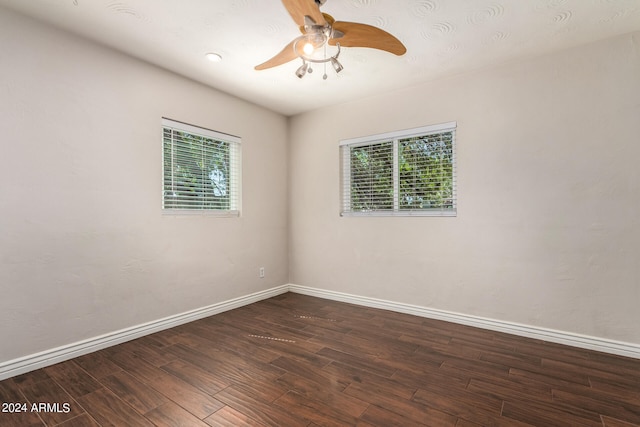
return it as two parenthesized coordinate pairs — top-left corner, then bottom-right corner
(255, 0), (406, 79)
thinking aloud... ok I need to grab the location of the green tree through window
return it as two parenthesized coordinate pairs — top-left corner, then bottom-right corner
(399, 132), (454, 210)
(350, 141), (394, 211)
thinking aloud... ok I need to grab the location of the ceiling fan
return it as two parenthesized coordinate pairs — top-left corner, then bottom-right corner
(255, 0), (406, 79)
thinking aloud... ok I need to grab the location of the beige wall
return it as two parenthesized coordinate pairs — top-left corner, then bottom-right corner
(0, 9), (288, 362)
(289, 32), (640, 344)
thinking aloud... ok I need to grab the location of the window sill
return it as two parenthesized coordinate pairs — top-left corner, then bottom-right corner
(162, 209), (240, 217)
(340, 210), (456, 217)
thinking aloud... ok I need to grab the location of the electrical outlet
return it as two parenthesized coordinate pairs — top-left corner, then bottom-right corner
(259, 267), (265, 278)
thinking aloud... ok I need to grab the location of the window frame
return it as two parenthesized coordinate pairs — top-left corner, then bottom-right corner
(161, 117), (241, 216)
(340, 121), (457, 217)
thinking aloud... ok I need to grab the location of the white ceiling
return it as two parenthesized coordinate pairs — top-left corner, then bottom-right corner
(2, 0), (640, 116)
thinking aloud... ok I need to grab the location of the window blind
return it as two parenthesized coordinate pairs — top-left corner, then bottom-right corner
(341, 122), (456, 216)
(162, 118), (241, 214)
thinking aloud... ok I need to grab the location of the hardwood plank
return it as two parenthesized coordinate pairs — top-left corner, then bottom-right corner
(588, 377), (640, 407)
(11, 370), (50, 391)
(454, 419), (484, 427)
(478, 350), (543, 371)
(391, 364), (470, 392)
(117, 338), (179, 367)
(412, 384), (503, 425)
(466, 376), (553, 404)
(44, 360), (101, 398)
(177, 325), (281, 364)
(359, 404), (438, 427)
(501, 398), (602, 427)
(315, 347), (397, 378)
(0, 380), (44, 427)
(55, 413), (101, 426)
(166, 344), (288, 402)
(204, 405), (270, 427)
(273, 390), (358, 426)
(509, 366), (592, 388)
(276, 372), (368, 419)
(601, 415), (640, 427)
(168, 339), (285, 381)
(323, 361), (417, 400)
(144, 401), (211, 426)
(77, 388), (154, 427)
(160, 359), (231, 396)
(247, 331), (331, 368)
(17, 378), (82, 426)
(271, 356), (350, 392)
(344, 380), (457, 426)
(214, 385), (308, 427)
(74, 350), (123, 379)
(397, 331), (452, 347)
(439, 356), (512, 382)
(107, 349), (225, 418)
(551, 389), (640, 425)
(101, 371), (167, 414)
(414, 341), (483, 361)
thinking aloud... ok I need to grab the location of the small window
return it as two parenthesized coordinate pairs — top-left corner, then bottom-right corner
(341, 122), (456, 216)
(162, 118), (241, 215)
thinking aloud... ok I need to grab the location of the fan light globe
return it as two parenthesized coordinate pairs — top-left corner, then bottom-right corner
(303, 42), (314, 55)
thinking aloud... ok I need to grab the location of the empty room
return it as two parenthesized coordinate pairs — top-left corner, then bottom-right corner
(1, 0), (639, 426)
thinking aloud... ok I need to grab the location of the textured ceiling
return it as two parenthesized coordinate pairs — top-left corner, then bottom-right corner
(2, 0), (640, 116)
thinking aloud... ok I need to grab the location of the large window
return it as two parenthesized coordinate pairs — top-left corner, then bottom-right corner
(162, 118), (241, 215)
(340, 122), (456, 216)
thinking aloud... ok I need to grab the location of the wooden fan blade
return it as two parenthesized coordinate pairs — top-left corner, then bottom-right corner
(329, 21), (406, 56)
(255, 39), (299, 70)
(281, 0), (326, 27)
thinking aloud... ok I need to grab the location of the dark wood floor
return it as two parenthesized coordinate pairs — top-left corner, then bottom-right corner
(1, 293), (639, 426)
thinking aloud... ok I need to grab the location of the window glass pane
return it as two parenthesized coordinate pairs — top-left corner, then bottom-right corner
(350, 141), (394, 211)
(399, 132), (454, 210)
(202, 138), (230, 209)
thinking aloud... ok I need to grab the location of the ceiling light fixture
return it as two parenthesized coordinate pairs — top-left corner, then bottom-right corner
(330, 56), (343, 73)
(292, 32), (341, 80)
(303, 42), (315, 56)
(295, 61), (309, 79)
(205, 52), (222, 63)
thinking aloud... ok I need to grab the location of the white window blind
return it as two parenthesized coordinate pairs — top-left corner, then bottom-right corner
(340, 122), (456, 217)
(162, 118), (241, 215)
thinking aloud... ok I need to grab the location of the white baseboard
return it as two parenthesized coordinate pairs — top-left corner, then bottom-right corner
(288, 284), (640, 360)
(3, 282), (638, 381)
(0, 285), (289, 381)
